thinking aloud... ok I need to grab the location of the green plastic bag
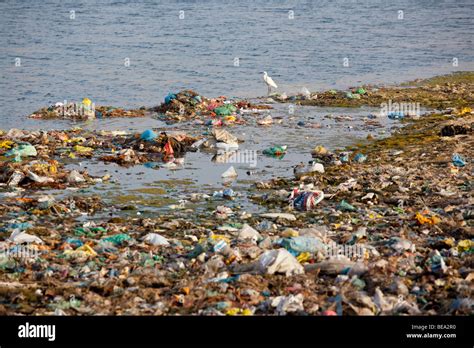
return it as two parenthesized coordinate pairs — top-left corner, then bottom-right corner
(5, 143), (37, 162)
(263, 145), (287, 156)
(101, 233), (132, 246)
(214, 104), (237, 116)
(337, 200), (357, 212)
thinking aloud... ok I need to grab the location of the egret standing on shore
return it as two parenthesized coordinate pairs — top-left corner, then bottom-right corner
(262, 71), (278, 95)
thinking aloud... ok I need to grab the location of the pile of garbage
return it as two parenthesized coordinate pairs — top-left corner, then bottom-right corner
(0, 128), (200, 177)
(0, 73), (472, 316)
(29, 98), (146, 120)
(0, 130), (99, 189)
(100, 130), (198, 166)
(150, 89), (272, 123)
(270, 87), (367, 105)
(249, 111), (473, 315)
(270, 72), (474, 109)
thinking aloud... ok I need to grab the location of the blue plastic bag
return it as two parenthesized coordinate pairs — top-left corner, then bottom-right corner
(354, 153), (367, 163)
(140, 129), (157, 141)
(452, 153), (466, 167)
(278, 236), (326, 254)
(164, 93), (177, 104)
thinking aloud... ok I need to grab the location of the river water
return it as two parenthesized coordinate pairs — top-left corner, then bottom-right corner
(1, 0), (473, 126)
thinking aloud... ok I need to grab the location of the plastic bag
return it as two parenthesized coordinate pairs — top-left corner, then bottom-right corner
(257, 248), (304, 276)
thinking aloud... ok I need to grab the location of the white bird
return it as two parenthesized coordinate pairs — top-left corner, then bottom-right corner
(263, 71), (278, 95)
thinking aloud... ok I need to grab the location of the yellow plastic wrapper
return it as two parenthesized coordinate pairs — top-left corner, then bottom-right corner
(49, 163), (58, 174)
(311, 145), (328, 155)
(209, 234), (230, 244)
(296, 252), (311, 263)
(70, 137), (86, 143)
(73, 145), (94, 154)
(82, 98), (92, 107)
(31, 162), (58, 175)
(198, 234), (230, 245)
(0, 140), (14, 149)
(226, 308), (239, 316)
(458, 106), (472, 115)
(457, 240), (473, 253)
(240, 308), (252, 316)
(63, 245), (97, 259)
(368, 212), (382, 220)
(77, 244), (97, 256)
(281, 228), (299, 238)
(223, 115), (236, 123)
(415, 211), (441, 225)
(226, 308), (252, 316)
